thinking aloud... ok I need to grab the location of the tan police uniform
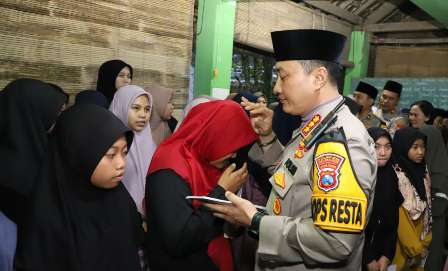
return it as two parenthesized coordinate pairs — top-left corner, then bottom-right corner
(359, 110), (386, 129)
(249, 96), (377, 271)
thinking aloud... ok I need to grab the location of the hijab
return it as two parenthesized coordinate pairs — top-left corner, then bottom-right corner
(96, 59), (133, 104)
(420, 124), (448, 194)
(368, 127), (404, 206)
(0, 79), (66, 220)
(392, 127), (428, 202)
(15, 104), (142, 271)
(148, 100), (258, 271)
(146, 84), (173, 145)
(110, 85), (157, 214)
(75, 90), (108, 108)
(272, 104), (302, 146)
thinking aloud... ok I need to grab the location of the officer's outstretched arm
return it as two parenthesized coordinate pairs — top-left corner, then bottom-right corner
(257, 136), (376, 265)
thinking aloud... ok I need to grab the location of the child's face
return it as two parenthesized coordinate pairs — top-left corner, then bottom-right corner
(128, 95), (151, 132)
(90, 136), (128, 189)
(115, 66), (132, 90)
(407, 138), (425, 163)
(375, 136), (392, 167)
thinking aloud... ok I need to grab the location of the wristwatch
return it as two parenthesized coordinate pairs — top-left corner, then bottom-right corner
(248, 211), (266, 239)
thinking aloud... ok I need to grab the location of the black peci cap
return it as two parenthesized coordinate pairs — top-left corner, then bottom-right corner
(271, 29), (347, 63)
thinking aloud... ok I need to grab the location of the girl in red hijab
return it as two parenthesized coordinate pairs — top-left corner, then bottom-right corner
(145, 100), (258, 271)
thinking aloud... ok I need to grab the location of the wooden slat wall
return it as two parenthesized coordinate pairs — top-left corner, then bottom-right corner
(374, 46), (448, 77)
(234, 0), (353, 62)
(0, 0), (194, 112)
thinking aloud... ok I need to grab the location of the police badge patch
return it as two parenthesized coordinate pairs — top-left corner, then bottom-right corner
(314, 153), (345, 192)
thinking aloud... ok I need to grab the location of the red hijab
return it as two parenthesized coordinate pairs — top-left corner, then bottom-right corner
(148, 100), (258, 271)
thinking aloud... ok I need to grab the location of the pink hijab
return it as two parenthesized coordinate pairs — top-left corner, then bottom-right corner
(110, 85), (156, 214)
(146, 85), (173, 145)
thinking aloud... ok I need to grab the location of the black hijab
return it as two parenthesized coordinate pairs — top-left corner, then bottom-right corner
(272, 104), (302, 146)
(392, 127), (428, 202)
(75, 90), (108, 108)
(15, 105), (142, 271)
(96, 60), (133, 104)
(0, 79), (66, 220)
(368, 127), (404, 205)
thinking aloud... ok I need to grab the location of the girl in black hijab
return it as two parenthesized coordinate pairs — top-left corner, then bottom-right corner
(15, 105), (143, 271)
(0, 78), (66, 220)
(96, 59), (133, 105)
(391, 127), (432, 270)
(363, 128), (403, 271)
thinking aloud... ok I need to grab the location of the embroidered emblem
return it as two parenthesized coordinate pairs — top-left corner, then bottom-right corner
(294, 140), (308, 159)
(273, 198), (282, 215)
(314, 153), (345, 192)
(273, 172), (285, 189)
(300, 114), (321, 138)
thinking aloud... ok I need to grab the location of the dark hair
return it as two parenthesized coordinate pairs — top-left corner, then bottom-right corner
(410, 100), (434, 124)
(299, 60), (343, 89)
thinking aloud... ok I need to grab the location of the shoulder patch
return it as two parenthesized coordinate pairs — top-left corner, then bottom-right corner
(311, 140), (368, 233)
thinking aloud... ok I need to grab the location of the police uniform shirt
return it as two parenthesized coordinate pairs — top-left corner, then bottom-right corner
(249, 96), (377, 271)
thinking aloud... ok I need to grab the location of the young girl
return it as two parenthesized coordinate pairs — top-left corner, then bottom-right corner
(146, 85), (174, 145)
(364, 128), (403, 271)
(15, 105), (142, 271)
(96, 59), (133, 105)
(145, 101), (258, 271)
(392, 127), (432, 271)
(110, 85), (156, 215)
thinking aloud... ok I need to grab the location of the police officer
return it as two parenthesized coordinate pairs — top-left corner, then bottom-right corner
(206, 29), (376, 270)
(376, 80), (403, 123)
(353, 81), (386, 128)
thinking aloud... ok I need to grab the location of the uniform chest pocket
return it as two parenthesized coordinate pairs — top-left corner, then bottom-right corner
(269, 157), (310, 199)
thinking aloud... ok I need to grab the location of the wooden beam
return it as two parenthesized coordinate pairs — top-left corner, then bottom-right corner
(304, 1), (362, 24)
(364, 0), (405, 24)
(371, 37), (448, 44)
(364, 20), (444, 33)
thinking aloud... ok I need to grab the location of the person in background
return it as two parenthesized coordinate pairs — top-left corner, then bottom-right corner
(364, 127), (403, 271)
(392, 127), (432, 271)
(353, 81), (386, 128)
(146, 85), (175, 145)
(377, 80), (403, 123)
(272, 104), (302, 146)
(75, 90), (108, 108)
(408, 100), (448, 271)
(432, 108), (446, 129)
(96, 59), (133, 105)
(254, 91), (267, 105)
(0, 79), (66, 271)
(110, 85), (156, 215)
(14, 105), (143, 271)
(48, 83), (69, 111)
(145, 100), (258, 271)
(432, 108), (448, 147)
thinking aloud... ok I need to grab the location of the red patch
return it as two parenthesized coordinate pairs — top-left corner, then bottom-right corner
(314, 153), (345, 192)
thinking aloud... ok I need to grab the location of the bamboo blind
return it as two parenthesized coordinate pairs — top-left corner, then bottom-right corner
(0, 0), (195, 110)
(234, 0), (353, 62)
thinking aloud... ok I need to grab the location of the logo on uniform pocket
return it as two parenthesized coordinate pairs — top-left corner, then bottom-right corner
(314, 153), (344, 192)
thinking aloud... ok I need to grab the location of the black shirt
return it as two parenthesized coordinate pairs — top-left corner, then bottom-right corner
(145, 169), (226, 271)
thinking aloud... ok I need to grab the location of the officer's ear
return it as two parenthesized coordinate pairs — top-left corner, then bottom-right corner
(311, 66), (328, 91)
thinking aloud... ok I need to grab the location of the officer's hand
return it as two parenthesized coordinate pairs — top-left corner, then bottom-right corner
(204, 191), (257, 227)
(377, 256), (390, 271)
(241, 97), (273, 136)
(366, 260), (379, 271)
(217, 163), (248, 193)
